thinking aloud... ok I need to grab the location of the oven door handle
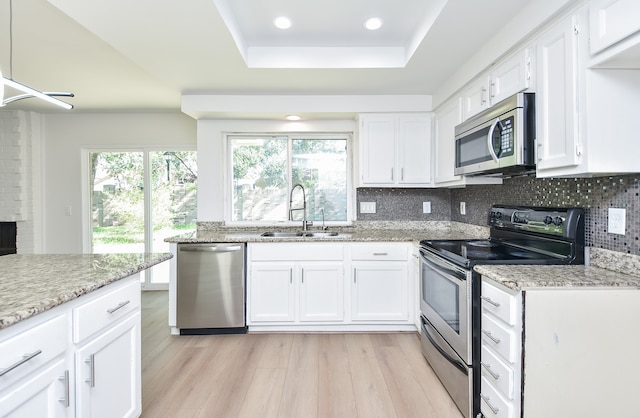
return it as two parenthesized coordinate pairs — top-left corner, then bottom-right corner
(421, 317), (468, 375)
(419, 248), (466, 279)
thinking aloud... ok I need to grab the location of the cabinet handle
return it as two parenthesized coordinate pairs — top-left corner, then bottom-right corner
(301, 268), (304, 284)
(489, 81), (496, 98)
(85, 354), (96, 387)
(401, 167), (404, 181)
(480, 393), (500, 415)
(391, 168), (394, 181)
(481, 87), (487, 105)
(59, 369), (70, 407)
(353, 269), (357, 284)
(290, 269), (293, 284)
(0, 350), (42, 377)
(372, 252), (388, 256)
(481, 329), (501, 344)
(107, 300), (130, 314)
(481, 296), (501, 307)
(481, 362), (500, 380)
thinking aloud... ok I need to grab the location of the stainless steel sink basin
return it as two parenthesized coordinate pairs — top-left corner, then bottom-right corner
(302, 231), (339, 237)
(259, 231), (340, 238)
(260, 231), (304, 237)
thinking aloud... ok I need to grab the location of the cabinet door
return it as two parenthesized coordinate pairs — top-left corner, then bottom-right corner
(0, 359), (69, 418)
(490, 49), (531, 105)
(589, 0), (640, 54)
(397, 114), (432, 185)
(299, 263), (344, 322)
(535, 14), (581, 172)
(461, 75), (490, 120)
(249, 263), (295, 322)
(360, 114), (396, 185)
(434, 99), (463, 185)
(352, 262), (408, 321)
(76, 313), (141, 418)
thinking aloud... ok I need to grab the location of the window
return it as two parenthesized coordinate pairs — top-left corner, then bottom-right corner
(229, 134), (349, 223)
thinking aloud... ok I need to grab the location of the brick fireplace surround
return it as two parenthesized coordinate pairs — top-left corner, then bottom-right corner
(0, 111), (42, 254)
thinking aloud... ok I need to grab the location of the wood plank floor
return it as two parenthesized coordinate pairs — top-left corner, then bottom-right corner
(141, 291), (463, 418)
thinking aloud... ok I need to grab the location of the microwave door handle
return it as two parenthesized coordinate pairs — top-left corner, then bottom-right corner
(487, 118), (500, 163)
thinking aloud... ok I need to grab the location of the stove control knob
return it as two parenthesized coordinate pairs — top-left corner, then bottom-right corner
(543, 216), (553, 225)
(553, 217), (563, 226)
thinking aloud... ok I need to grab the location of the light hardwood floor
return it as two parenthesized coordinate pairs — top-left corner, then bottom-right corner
(141, 291), (463, 418)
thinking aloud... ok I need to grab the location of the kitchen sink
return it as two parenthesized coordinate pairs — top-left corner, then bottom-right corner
(259, 231), (340, 238)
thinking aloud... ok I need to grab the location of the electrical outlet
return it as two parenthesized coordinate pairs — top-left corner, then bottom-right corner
(360, 202), (376, 214)
(423, 201), (431, 214)
(608, 208), (626, 235)
(460, 201), (466, 215)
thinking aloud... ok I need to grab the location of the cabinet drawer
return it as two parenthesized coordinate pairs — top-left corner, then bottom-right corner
(481, 313), (518, 364)
(73, 279), (140, 343)
(482, 280), (518, 326)
(351, 243), (407, 261)
(250, 243), (344, 261)
(481, 345), (515, 400)
(0, 315), (67, 389)
(481, 376), (515, 418)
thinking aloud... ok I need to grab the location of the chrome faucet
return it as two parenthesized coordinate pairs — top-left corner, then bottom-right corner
(289, 183), (308, 231)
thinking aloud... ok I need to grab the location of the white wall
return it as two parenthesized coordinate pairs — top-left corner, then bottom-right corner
(197, 119), (356, 221)
(42, 112), (196, 253)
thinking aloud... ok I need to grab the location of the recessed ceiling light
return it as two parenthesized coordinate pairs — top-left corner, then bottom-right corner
(285, 114), (301, 121)
(364, 17), (383, 31)
(273, 16), (292, 29)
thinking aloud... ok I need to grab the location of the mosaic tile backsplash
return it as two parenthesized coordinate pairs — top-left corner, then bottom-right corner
(357, 173), (640, 255)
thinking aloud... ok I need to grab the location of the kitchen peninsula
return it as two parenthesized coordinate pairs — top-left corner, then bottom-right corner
(0, 253), (172, 417)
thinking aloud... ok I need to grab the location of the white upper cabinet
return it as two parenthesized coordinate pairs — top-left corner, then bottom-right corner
(536, 3), (640, 177)
(535, 13), (581, 172)
(461, 48), (533, 121)
(359, 113), (432, 187)
(589, 0), (640, 55)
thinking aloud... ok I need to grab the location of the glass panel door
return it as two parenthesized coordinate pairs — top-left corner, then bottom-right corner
(89, 150), (197, 289)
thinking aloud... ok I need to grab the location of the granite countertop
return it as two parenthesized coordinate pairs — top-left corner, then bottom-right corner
(475, 257), (640, 292)
(0, 253), (173, 330)
(165, 221), (491, 244)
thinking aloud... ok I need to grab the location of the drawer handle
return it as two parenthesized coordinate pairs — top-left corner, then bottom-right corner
(481, 296), (501, 307)
(107, 300), (130, 314)
(85, 354), (96, 387)
(59, 369), (70, 407)
(372, 252), (388, 256)
(0, 350), (43, 377)
(481, 362), (501, 380)
(481, 329), (501, 344)
(481, 393), (500, 415)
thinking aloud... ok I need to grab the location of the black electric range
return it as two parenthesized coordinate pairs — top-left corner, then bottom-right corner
(421, 205), (585, 268)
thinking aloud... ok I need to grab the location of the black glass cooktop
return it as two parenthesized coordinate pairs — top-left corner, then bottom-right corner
(420, 239), (567, 267)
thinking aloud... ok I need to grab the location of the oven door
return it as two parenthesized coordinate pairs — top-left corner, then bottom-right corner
(419, 247), (472, 364)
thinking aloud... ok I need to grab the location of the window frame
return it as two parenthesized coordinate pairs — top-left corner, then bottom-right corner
(224, 132), (353, 226)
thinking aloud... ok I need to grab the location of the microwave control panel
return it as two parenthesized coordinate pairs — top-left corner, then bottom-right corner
(492, 116), (514, 157)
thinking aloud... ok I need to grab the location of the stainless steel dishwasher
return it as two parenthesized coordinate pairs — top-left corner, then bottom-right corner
(176, 243), (246, 334)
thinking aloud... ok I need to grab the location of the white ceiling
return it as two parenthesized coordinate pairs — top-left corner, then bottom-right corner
(0, 0), (532, 116)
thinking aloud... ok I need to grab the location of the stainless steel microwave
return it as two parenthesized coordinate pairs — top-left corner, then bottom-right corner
(454, 92), (535, 176)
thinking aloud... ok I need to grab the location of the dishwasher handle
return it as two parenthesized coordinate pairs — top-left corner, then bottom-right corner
(179, 245), (242, 253)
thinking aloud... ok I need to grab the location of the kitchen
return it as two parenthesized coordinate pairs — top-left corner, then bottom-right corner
(2, 0), (640, 417)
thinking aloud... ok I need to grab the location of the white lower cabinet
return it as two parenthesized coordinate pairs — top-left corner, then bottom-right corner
(75, 313), (141, 418)
(247, 242), (414, 331)
(0, 274), (142, 418)
(481, 276), (640, 417)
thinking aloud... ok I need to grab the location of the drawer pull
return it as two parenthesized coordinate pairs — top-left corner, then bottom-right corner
(481, 296), (501, 307)
(0, 350), (43, 376)
(372, 252), (388, 256)
(481, 362), (501, 380)
(59, 369), (70, 407)
(85, 354), (96, 387)
(481, 393), (500, 414)
(107, 300), (130, 314)
(481, 329), (501, 344)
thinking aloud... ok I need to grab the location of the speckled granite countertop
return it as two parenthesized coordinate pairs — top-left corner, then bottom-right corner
(0, 253), (172, 330)
(165, 221), (490, 244)
(475, 248), (640, 291)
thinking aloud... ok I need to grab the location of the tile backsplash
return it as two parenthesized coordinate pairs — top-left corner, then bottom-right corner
(357, 173), (640, 255)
